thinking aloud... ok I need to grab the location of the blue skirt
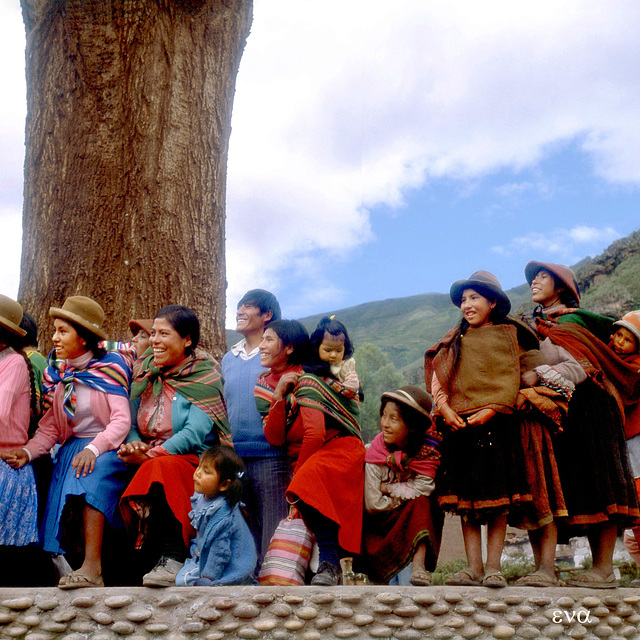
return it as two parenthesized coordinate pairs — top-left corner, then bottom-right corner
(0, 459), (38, 546)
(41, 437), (130, 554)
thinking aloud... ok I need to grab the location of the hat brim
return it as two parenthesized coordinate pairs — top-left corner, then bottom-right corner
(0, 317), (27, 337)
(49, 307), (107, 340)
(381, 390), (432, 421)
(613, 320), (640, 346)
(449, 280), (511, 316)
(128, 319), (153, 336)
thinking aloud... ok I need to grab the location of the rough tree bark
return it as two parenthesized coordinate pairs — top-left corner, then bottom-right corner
(18, 0), (253, 357)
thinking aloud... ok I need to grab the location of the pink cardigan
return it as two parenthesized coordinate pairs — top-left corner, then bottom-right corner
(25, 382), (131, 459)
(0, 349), (31, 451)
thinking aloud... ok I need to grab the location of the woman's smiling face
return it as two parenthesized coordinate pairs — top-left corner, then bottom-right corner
(52, 319), (88, 360)
(460, 288), (495, 327)
(150, 317), (192, 368)
(259, 327), (292, 371)
(381, 401), (409, 450)
(530, 269), (561, 307)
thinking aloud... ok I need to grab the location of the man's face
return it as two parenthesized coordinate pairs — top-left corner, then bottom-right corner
(235, 302), (271, 336)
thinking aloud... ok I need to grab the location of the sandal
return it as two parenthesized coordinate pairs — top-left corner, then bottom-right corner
(58, 570), (104, 590)
(409, 570), (431, 586)
(515, 570), (558, 587)
(445, 568), (483, 586)
(482, 570), (507, 588)
(566, 570), (617, 589)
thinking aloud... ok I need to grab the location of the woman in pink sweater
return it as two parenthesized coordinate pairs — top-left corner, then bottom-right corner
(0, 295), (39, 548)
(3, 296), (132, 589)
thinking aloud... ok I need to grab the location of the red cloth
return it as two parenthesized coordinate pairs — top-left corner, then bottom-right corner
(364, 432), (439, 478)
(536, 319), (640, 416)
(120, 454), (199, 547)
(612, 350), (640, 439)
(287, 433), (365, 554)
(361, 494), (443, 584)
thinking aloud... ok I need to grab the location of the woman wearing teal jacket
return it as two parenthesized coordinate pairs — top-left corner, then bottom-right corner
(118, 305), (230, 587)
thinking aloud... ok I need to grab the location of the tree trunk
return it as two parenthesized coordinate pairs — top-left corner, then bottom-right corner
(18, 0), (252, 357)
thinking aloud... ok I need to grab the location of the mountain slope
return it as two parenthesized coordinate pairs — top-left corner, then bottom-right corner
(227, 228), (640, 375)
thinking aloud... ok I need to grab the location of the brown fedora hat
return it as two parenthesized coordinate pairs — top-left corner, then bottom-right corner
(450, 270), (511, 316)
(128, 319), (153, 337)
(49, 296), (107, 340)
(524, 261), (580, 307)
(0, 294), (27, 337)
(381, 385), (433, 426)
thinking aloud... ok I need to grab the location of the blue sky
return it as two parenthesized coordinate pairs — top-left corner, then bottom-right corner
(2, 0), (640, 327)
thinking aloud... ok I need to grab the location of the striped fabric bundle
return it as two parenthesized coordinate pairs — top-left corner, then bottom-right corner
(131, 349), (232, 447)
(42, 349), (132, 416)
(258, 516), (315, 586)
(294, 373), (362, 440)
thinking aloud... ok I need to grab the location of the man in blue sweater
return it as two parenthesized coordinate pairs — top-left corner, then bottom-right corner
(221, 289), (291, 571)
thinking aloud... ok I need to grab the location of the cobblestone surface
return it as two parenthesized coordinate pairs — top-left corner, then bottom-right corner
(1, 587), (640, 639)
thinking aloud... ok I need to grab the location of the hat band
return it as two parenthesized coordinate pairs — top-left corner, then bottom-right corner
(390, 389), (431, 417)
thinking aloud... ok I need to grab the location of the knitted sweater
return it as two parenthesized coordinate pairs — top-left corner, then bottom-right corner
(222, 349), (282, 458)
(176, 493), (257, 586)
(0, 348), (30, 451)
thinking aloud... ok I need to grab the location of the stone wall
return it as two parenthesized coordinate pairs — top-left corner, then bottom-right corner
(2, 586), (640, 640)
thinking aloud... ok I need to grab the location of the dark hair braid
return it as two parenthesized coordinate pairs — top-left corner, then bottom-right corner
(19, 350), (40, 436)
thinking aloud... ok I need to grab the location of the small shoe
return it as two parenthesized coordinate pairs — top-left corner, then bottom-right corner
(566, 570), (618, 589)
(58, 570), (104, 590)
(310, 561), (341, 586)
(482, 571), (507, 588)
(409, 569), (431, 586)
(143, 557), (184, 587)
(445, 568), (483, 586)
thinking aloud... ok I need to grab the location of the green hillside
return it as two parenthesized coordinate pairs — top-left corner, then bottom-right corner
(226, 229), (640, 376)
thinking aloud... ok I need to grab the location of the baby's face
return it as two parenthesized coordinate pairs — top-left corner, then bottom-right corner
(319, 332), (346, 366)
(612, 327), (639, 356)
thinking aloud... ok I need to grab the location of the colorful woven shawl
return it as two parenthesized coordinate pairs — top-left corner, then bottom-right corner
(131, 350), (231, 446)
(365, 431), (441, 478)
(42, 349), (132, 417)
(293, 373), (361, 440)
(254, 365), (300, 420)
(535, 316), (640, 412)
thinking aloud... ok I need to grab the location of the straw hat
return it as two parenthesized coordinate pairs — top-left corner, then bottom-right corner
(614, 310), (640, 346)
(49, 296), (107, 340)
(128, 319), (153, 337)
(524, 261), (580, 307)
(449, 270), (511, 316)
(0, 294), (26, 337)
(381, 385), (433, 426)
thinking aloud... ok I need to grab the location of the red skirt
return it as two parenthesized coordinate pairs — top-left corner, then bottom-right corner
(361, 494), (443, 584)
(287, 436), (365, 554)
(120, 454), (199, 548)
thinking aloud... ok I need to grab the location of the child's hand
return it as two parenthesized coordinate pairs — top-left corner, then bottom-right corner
(520, 370), (539, 387)
(466, 408), (496, 426)
(441, 404), (466, 430)
(273, 371), (301, 402)
(343, 372), (360, 391)
(72, 449), (97, 478)
(0, 449), (29, 469)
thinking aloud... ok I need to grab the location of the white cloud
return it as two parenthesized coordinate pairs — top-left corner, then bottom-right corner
(225, 0), (640, 322)
(491, 225), (622, 260)
(3, 0), (640, 324)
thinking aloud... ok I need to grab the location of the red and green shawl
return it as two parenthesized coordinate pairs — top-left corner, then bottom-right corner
(131, 349), (232, 447)
(293, 373), (362, 441)
(535, 313), (640, 414)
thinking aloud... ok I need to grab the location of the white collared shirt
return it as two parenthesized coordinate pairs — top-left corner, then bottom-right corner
(230, 338), (260, 361)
